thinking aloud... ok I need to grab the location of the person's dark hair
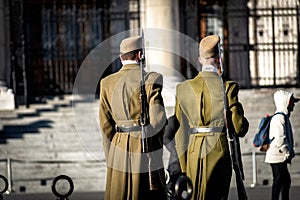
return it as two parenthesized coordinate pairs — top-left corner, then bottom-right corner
(120, 49), (142, 60)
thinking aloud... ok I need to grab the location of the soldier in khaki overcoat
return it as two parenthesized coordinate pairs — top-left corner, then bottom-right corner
(171, 35), (249, 200)
(99, 35), (167, 200)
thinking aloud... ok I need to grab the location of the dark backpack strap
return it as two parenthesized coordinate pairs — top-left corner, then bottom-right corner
(273, 112), (288, 135)
(274, 112), (286, 116)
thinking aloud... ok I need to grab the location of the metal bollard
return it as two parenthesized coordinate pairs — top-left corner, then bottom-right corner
(6, 158), (12, 193)
(251, 151), (257, 187)
(0, 175), (8, 200)
(51, 175), (74, 200)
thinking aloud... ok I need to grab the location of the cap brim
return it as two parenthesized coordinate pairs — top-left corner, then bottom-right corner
(294, 97), (300, 103)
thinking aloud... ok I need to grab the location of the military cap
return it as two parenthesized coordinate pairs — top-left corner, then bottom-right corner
(120, 36), (143, 54)
(199, 35), (220, 59)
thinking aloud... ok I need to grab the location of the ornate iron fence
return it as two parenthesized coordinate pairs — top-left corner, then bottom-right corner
(10, 0), (140, 105)
(248, 0), (299, 87)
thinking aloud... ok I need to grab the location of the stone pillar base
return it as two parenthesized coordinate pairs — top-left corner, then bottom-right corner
(0, 87), (15, 110)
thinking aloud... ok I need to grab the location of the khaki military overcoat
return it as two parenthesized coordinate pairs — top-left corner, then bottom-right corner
(99, 64), (167, 200)
(174, 71), (249, 200)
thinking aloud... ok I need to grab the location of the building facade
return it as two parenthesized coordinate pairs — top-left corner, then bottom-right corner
(0, 0), (299, 109)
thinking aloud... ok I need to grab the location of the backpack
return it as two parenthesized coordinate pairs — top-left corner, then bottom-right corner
(253, 112), (284, 152)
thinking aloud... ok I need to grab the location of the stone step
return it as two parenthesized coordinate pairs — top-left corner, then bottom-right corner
(1, 149), (103, 161)
(1, 133), (102, 152)
(11, 163), (104, 178)
(6, 157), (107, 192)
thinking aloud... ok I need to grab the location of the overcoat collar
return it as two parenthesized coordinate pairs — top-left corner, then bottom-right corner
(120, 64), (140, 71)
(197, 70), (220, 78)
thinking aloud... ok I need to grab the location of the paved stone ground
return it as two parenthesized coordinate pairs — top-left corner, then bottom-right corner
(2, 186), (300, 200)
(0, 88), (300, 197)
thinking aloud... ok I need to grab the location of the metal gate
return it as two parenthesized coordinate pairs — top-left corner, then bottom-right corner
(10, 0), (140, 105)
(194, 1), (252, 88)
(248, 0), (300, 87)
(184, 0), (299, 88)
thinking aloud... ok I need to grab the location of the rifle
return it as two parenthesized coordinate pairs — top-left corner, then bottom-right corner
(139, 29), (164, 190)
(218, 40), (248, 200)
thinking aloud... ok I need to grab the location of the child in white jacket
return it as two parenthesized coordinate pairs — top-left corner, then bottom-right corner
(265, 90), (299, 200)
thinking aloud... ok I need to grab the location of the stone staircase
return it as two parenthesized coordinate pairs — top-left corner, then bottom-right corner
(0, 95), (106, 194)
(0, 88), (300, 194)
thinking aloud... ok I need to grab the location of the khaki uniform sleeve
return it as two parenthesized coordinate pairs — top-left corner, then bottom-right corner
(146, 72), (167, 133)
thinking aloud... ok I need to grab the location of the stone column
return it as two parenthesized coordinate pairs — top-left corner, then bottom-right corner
(140, 0), (182, 117)
(0, 0), (15, 110)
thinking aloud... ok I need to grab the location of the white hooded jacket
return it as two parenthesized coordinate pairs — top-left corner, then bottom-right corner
(265, 90), (295, 164)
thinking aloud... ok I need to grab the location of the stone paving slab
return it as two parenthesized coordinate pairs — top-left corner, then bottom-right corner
(2, 186), (300, 200)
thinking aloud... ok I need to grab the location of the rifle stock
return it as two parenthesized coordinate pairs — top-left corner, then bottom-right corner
(228, 130), (248, 200)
